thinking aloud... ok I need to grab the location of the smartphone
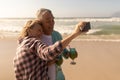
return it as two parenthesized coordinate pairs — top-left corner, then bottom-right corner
(82, 22), (91, 32)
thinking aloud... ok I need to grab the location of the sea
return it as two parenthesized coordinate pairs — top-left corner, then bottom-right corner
(0, 17), (120, 41)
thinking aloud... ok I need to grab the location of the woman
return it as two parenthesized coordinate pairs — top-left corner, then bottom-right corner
(13, 19), (86, 80)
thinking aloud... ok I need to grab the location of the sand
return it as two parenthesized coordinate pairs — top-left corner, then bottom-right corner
(0, 37), (120, 80)
(62, 40), (120, 80)
(0, 38), (17, 80)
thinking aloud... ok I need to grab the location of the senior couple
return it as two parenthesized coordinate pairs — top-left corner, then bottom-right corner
(13, 8), (88, 80)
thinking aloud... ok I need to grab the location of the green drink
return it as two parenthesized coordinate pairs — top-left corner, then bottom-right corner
(69, 48), (78, 65)
(62, 48), (70, 59)
(56, 55), (63, 66)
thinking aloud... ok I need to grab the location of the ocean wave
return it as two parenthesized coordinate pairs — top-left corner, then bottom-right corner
(0, 18), (120, 37)
(86, 29), (102, 34)
(55, 17), (120, 22)
(0, 26), (22, 32)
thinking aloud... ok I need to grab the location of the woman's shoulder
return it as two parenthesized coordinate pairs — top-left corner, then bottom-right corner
(18, 36), (41, 45)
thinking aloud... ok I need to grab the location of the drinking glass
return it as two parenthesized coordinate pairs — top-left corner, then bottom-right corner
(69, 48), (78, 65)
(56, 55), (63, 66)
(62, 48), (69, 59)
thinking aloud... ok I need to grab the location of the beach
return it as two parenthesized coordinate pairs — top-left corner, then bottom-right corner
(0, 37), (120, 80)
(0, 37), (17, 80)
(62, 40), (120, 80)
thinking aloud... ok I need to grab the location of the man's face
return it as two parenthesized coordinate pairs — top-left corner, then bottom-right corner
(41, 12), (55, 35)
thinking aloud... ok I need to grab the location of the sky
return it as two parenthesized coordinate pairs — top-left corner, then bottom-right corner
(0, 0), (120, 18)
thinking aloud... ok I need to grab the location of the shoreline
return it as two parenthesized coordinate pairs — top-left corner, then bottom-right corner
(1, 33), (120, 41)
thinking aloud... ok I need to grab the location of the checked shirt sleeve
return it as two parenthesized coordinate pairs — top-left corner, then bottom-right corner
(35, 40), (63, 61)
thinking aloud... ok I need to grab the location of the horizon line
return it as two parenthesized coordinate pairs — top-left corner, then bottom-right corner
(0, 16), (119, 19)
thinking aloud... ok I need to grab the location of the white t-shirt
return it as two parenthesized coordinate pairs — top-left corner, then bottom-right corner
(41, 34), (56, 80)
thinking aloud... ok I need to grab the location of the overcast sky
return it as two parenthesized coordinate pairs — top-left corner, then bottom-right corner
(0, 0), (120, 18)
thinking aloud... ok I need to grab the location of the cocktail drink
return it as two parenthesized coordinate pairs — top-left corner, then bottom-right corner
(62, 48), (70, 59)
(69, 48), (78, 65)
(56, 55), (63, 66)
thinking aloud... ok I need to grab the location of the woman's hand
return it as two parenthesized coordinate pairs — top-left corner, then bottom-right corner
(61, 22), (88, 49)
(72, 22), (87, 35)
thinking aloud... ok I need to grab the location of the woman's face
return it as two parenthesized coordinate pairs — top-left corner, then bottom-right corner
(29, 23), (43, 38)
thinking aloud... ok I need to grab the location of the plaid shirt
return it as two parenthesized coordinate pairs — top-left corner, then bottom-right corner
(13, 37), (63, 80)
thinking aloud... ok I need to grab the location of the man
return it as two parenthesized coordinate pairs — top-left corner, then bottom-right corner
(35, 8), (89, 80)
(36, 8), (64, 80)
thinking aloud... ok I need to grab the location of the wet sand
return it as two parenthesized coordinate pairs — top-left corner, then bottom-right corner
(0, 37), (120, 80)
(62, 40), (120, 80)
(0, 38), (17, 80)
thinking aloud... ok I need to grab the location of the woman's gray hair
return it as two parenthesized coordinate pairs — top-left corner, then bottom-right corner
(36, 8), (52, 20)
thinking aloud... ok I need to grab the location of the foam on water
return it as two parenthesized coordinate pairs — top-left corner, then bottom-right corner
(0, 18), (120, 38)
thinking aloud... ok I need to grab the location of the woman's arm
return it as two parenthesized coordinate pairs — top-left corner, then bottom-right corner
(36, 22), (86, 61)
(61, 22), (86, 49)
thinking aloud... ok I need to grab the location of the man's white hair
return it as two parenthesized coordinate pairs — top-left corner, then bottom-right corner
(36, 8), (52, 20)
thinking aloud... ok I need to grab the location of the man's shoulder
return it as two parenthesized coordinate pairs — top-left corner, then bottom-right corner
(52, 30), (62, 40)
(52, 30), (61, 36)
